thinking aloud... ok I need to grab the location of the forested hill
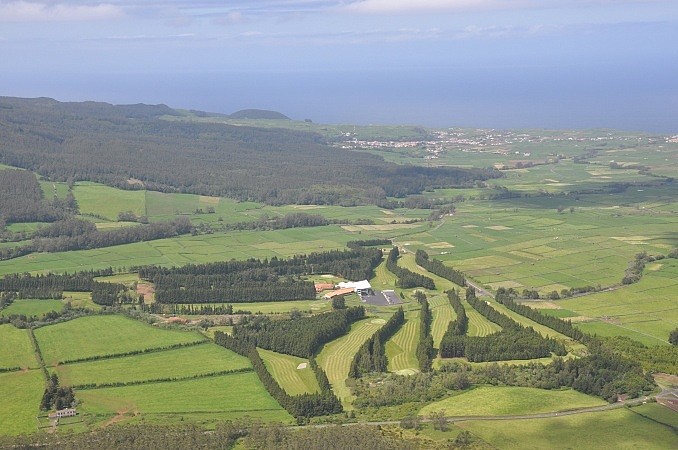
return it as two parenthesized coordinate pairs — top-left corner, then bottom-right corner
(229, 109), (290, 120)
(0, 96), (499, 206)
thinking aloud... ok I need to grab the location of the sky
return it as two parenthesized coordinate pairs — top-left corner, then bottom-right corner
(1, 0), (677, 132)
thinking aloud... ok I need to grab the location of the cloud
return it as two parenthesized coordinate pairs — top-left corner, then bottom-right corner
(340, 0), (669, 14)
(0, 1), (123, 22)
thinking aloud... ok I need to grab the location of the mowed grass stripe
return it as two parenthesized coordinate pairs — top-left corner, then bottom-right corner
(35, 315), (205, 366)
(386, 310), (420, 373)
(54, 343), (251, 387)
(257, 348), (320, 396)
(465, 298), (501, 337)
(317, 319), (382, 409)
(431, 300), (455, 348)
(0, 325), (40, 369)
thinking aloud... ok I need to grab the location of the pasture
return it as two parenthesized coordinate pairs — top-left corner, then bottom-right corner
(258, 348), (320, 396)
(76, 372), (292, 425)
(0, 299), (63, 319)
(54, 343), (250, 387)
(0, 226), (360, 276)
(397, 193), (678, 297)
(0, 370), (45, 435)
(0, 324), (39, 369)
(457, 407), (678, 450)
(560, 259), (678, 344)
(419, 386), (605, 417)
(316, 318), (383, 408)
(385, 309), (420, 373)
(34, 315), (205, 365)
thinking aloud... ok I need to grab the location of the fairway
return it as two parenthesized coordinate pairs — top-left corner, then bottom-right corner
(54, 343), (251, 387)
(76, 372), (292, 424)
(458, 407), (678, 450)
(385, 309), (420, 373)
(258, 348), (320, 396)
(316, 318), (383, 408)
(0, 324), (39, 369)
(34, 315), (205, 365)
(0, 370), (44, 435)
(419, 386), (605, 417)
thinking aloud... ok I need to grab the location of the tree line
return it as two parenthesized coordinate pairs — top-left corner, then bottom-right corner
(415, 292), (435, 372)
(349, 307), (405, 378)
(385, 247), (435, 289)
(415, 249), (466, 287)
(231, 307), (366, 358)
(439, 288), (566, 361)
(438, 289), (468, 357)
(140, 244), (382, 304)
(0, 269), (113, 299)
(40, 373), (75, 412)
(0, 168), (65, 224)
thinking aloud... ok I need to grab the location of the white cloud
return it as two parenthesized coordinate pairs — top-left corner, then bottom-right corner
(342, 0), (525, 14)
(0, 1), (123, 22)
(340, 0), (667, 14)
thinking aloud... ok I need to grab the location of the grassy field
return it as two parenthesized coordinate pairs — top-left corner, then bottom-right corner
(76, 372), (292, 425)
(0, 226), (360, 276)
(34, 315), (205, 365)
(317, 318), (383, 408)
(385, 309), (420, 374)
(396, 193), (678, 297)
(258, 348), (320, 396)
(558, 259), (678, 344)
(0, 370), (45, 435)
(419, 386), (605, 417)
(0, 325), (39, 369)
(0, 299), (64, 319)
(458, 407), (678, 449)
(54, 343), (251, 387)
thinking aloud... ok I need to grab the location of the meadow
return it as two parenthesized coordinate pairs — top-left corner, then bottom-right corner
(34, 315), (205, 365)
(0, 299), (64, 319)
(419, 386), (605, 417)
(0, 370), (45, 435)
(559, 259), (678, 344)
(53, 343), (251, 387)
(0, 324), (39, 369)
(76, 372), (292, 425)
(457, 407), (678, 449)
(258, 348), (320, 396)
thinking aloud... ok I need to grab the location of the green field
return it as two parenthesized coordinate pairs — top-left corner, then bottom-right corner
(54, 343), (251, 387)
(385, 309), (420, 373)
(559, 259), (678, 344)
(258, 348), (320, 396)
(317, 318), (383, 408)
(0, 370), (45, 435)
(419, 386), (605, 417)
(458, 407), (678, 449)
(0, 324), (39, 369)
(0, 299), (64, 319)
(0, 226), (360, 276)
(76, 372), (291, 425)
(34, 315), (205, 365)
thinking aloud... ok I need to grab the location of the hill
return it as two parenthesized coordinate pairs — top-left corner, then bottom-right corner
(229, 109), (290, 120)
(0, 96), (497, 206)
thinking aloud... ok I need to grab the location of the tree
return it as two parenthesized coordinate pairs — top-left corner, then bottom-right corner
(455, 430), (472, 446)
(332, 296), (346, 310)
(429, 410), (448, 431)
(670, 328), (678, 345)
